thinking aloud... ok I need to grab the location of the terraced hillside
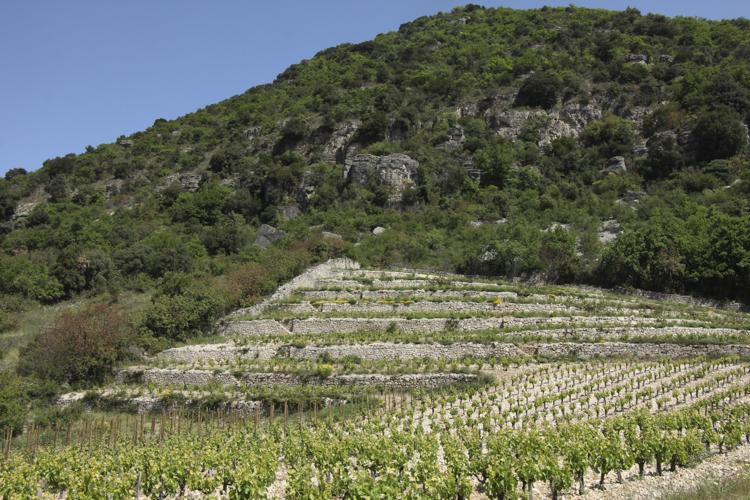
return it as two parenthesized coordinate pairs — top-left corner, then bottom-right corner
(6, 259), (750, 499)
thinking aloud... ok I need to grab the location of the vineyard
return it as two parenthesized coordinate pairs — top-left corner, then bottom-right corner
(3, 259), (750, 499)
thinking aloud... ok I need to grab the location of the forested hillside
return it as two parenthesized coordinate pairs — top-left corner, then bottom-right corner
(1, 4), (749, 383)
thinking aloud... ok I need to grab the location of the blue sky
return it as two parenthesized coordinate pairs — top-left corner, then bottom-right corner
(1, 0), (747, 177)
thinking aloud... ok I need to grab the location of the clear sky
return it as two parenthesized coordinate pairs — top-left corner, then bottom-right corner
(1, 0), (747, 177)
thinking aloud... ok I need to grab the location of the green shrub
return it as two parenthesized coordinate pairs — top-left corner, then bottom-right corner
(0, 372), (28, 435)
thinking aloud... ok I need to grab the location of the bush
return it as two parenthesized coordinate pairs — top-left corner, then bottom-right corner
(17, 302), (133, 384)
(0, 372), (28, 435)
(692, 106), (748, 163)
(138, 273), (226, 342)
(515, 72), (563, 110)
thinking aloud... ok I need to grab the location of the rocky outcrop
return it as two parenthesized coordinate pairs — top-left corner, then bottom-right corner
(321, 121), (360, 164)
(436, 126), (466, 149)
(159, 174), (201, 193)
(278, 206), (300, 219)
(344, 153), (419, 189)
(253, 224), (287, 249)
(598, 219), (623, 245)
(486, 104), (603, 146)
(600, 156), (627, 174)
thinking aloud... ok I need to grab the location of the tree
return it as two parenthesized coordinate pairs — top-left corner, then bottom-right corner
(539, 226), (580, 283)
(692, 106), (748, 163)
(138, 274), (226, 342)
(639, 135), (685, 180)
(357, 111), (388, 144)
(515, 72), (563, 110)
(474, 142), (513, 188)
(0, 372), (28, 436)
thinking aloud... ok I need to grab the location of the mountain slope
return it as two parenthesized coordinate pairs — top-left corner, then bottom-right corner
(0, 4), (749, 371)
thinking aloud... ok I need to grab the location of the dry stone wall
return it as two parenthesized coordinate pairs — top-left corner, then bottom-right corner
(287, 342), (524, 361)
(537, 342), (750, 359)
(315, 301), (577, 315)
(160, 344), (277, 362)
(219, 319), (291, 336)
(115, 368), (477, 389)
(288, 316), (690, 335)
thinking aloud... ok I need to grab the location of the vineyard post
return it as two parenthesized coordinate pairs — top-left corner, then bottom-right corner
(285, 402), (288, 429)
(54, 423), (59, 450)
(135, 471), (141, 500)
(5, 428), (10, 461)
(270, 404), (274, 425)
(66, 421), (72, 447)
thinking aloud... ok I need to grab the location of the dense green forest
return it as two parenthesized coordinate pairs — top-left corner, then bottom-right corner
(1, 4), (749, 395)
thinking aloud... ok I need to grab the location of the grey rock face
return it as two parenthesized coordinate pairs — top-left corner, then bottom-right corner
(278, 206), (300, 219)
(624, 53), (648, 64)
(12, 202), (37, 220)
(322, 121), (360, 164)
(119, 139), (133, 147)
(243, 127), (262, 140)
(436, 125), (466, 149)
(657, 54), (674, 65)
(254, 224), (288, 249)
(600, 156), (627, 174)
(344, 153), (419, 189)
(598, 219), (623, 245)
(322, 231), (342, 239)
(160, 174), (201, 193)
(372, 227), (386, 235)
(633, 140), (649, 158)
(487, 104), (603, 146)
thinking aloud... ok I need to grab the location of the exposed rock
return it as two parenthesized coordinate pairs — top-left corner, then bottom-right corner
(322, 121), (360, 164)
(469, 221), (482, 229)
(322, 231), (342, 239)
(598, 219), (623, 245)
(344, 153), (419, 189)
(278, 206), (300, 219)
(615, 106), (652, 129)
(105, 181), (122, 200)
(12, 202), (37, 220)
(254, 224), (288, 249)
(243, 126), (262, 140)
(460, 158), (482, 182)
(119, 139), (133, 147)
(624, 53), (648, 64)
(452, 102), (479, 118)
(616, 190), (645, 208)
(436, 125), (466, 149)
(648, 130), (677, 147)
(170, 130), (181, 136)
(160, 174), (201, 193)
(600, 156), (627, 175)
(657, 54), (674, 65)
(486, 104), (603, 146)
(219, 175), (239, 188)
(372, 227), (386, 235)
(633, 140), (649, 158)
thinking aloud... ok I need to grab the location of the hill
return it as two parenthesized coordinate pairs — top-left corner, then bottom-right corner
(1, 6), (750, 496)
